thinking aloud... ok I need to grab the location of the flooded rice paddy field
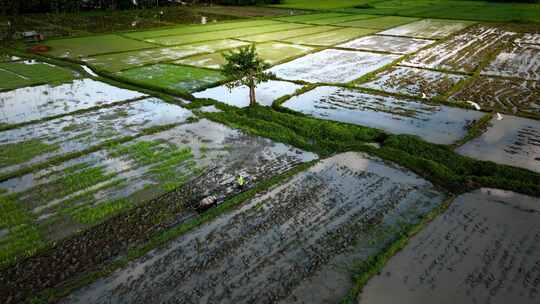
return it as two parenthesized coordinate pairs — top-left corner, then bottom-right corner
(0, 98), (192, 176)
(269, 49), (400, 84)
(176, 42), (315, 69)
(194, 80), (303, 107)
(338, 35), (434, 55)
(62, 152), (447, 304)
(282, 86), (483, 145)
(0, 60), (78, 91)
(358, 188), (540, 304)
(358, 66), (467, 99)
(518, 33), (540, 44)
(0, 78), (145, 125)
(0, 116), (317, 264)
(456, 115), (540, 173)
(378, 19), (475, 39)
(282, 27), (377, 46)
(482, 43), (540, 80)
(451, 76), (540, 115)
(402, 25), (518, 73)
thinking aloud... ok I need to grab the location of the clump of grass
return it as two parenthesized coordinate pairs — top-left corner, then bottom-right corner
(0, 139), (60, 167)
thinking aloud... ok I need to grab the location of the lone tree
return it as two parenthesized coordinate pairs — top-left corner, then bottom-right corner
(221, 44), (274, 107)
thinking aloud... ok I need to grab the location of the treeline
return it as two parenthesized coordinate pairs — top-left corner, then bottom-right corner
(0, 0), (283, 15)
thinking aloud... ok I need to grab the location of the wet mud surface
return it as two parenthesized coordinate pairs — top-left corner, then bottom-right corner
(402, 25), (517, 73)
(378, 19), (475, 39)
(359, 188), (540, 304)
(359, 66), (467, 98)
(339, 35), (434, 54)
(0, 118), (316, 279)
(518, 33), (540, 45)
(0, 79), (145, 125)
(482, 43), (540, 80)
(62, 152), (446, 304)
(451, 76), (540, 114)
(282, 86), (483, 145)
(269, 49), (400, 84)
(0, 98), (191, 176)
(194, 80), (303, 107)
(456, 115), (540, 173)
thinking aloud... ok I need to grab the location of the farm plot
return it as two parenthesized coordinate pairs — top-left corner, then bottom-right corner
(338, 35), (434, 54)
(282, 27), (377, 46)
(238, 25), (340, 43)
(456, 115), (540, 173)
(336, 16), (418, 30)
(117, 64), (224, 93)
(45, 35), (157, 58)
(273, 12), (348, 23)
(145, 23), (309, 46)
(194, 80), (303, 107)
(85, 39), (250, 72)
(0, 79), (145, 125)
(0, 98), (192, 176)
(0, 119), (317, 265)
(359, 66), (467, 99)
(305, 14), (379, 25)
(62, 152), (446, 304)
(0, 61), (77, 91)
(269, 49), (400, 84)
(402, 25), (518, 73)
(282, 86), (483, 145)
(176, 42), (315, 69)
(518, 33), (540, 44)
(378, 19), (475, 39)
(358, 188), (540, 304)
(123, 19), (284, 40)
(451, 76), (540, 115)
(482, 43), (540, 80)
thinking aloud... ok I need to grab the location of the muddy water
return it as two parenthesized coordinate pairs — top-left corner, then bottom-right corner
(378, 19), (475, 39)
(62, 152), (446, 304)
(282, 86), (483, 145)
(359, 66), (467, 98)
(0, 98), (192, 175)
(482, 43), (540, 80)
(359, 188), (540, 304)
(269, 49), (400, 84)
(0, 119), (317, 242)
(0, 79), (145, 125)
(402, 25), (517, 73)
(193, 80), (303, 107)
(518, 33), (540, 45)
(456, 115), (540, 173)
(451, 76), (540, 114)
(339, 35), (434, 54)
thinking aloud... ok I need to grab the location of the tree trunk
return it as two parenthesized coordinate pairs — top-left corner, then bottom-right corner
(249, 82), (256, 107)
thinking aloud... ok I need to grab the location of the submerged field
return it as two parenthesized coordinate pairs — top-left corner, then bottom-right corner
(1, 8), (540, 304)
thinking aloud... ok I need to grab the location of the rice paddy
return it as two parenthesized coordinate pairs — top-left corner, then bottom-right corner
(2, 8), (540, 304)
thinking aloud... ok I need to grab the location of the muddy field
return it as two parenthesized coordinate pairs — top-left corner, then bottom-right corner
(451, 76), (540, 115)
(359, 66), (466, 99)
(282, 86), (483, 144)
(194, 80), (303, 107)
(456, 115), (540, 173)
(339, 35), (434, 55)
(358, 188), (540, 304)
(0, 79), (145, 125)
(378, 19), (475, 39)
(402, 25), (517, 73)
(482, 43), (540, 80)
(62, 152), (447, 304)
(269, 49), (400, 84)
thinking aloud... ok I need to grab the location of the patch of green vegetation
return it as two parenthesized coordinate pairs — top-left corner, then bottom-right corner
(69, 198), (132, 225)
(305, 14), (380, 25)
(0, 61), (76, 90)
(273, 0), (540, 23)
(117, 64), (224, 93)
(0, 195), (44, 267)
(282, 27), (377, 46)
(336, 16), (419, 29)
(146, 23), (310, 46)
(45, 34), (156, 58)
(0, 139), (60, 168)
(241, 25), (340, 43)
(274, 12), (349, 22)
